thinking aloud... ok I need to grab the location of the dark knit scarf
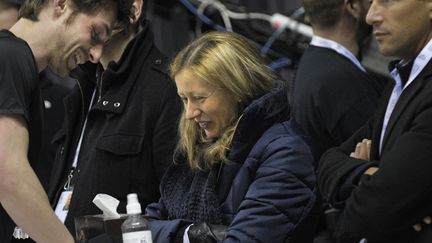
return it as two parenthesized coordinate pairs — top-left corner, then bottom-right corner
(161, 161), (224, 225)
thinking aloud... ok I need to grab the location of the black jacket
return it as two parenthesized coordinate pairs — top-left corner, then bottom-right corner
(318, 58), (432, 242)
(292, 46), (386, 162)
(47, 24), (182, 233)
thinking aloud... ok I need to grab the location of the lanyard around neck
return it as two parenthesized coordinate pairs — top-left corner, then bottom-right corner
(71, 88), (97, 168)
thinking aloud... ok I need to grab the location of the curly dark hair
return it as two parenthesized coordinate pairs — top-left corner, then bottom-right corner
(19, 0), (133, 29)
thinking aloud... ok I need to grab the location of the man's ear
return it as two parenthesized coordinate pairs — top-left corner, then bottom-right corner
(53, 0), (68, 17)
(346, 0), (362, 20)
(130, 0), (143, 24)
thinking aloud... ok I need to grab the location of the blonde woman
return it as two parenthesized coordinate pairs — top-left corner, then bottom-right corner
(146, 31), (318, 243)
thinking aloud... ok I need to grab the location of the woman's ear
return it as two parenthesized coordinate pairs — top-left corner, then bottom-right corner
(130, 0), (143, 24)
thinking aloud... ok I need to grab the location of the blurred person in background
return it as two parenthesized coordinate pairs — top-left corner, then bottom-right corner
(293, 0), (384, 164)
(291, 1), (386, 241)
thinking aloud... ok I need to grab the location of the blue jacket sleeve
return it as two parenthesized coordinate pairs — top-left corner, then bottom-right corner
(146, 199), (193, 243)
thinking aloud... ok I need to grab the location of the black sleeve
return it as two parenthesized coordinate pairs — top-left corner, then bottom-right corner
(329, 95), (379, 145)
(152, 75), (182, 180)
(0, 34), (38, 123)
(320, 90), (432, 242)
(318, 117), (376, 208)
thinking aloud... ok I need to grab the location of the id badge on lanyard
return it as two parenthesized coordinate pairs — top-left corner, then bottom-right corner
(54, 168), (75, 223)
(54, 88), (97, 223)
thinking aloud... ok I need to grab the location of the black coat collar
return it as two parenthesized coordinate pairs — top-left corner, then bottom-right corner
(380, 60), (432, 152)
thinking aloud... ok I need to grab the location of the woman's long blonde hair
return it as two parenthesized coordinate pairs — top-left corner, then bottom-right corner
(170, 31), (276, 171)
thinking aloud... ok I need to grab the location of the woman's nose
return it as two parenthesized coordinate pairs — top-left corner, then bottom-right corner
(185, 103), (201, 119)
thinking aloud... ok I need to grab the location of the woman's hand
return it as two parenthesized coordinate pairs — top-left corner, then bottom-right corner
(187, 222), (227, 243)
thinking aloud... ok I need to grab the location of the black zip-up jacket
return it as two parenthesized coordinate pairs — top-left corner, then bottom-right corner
(47, 24), (182, 234)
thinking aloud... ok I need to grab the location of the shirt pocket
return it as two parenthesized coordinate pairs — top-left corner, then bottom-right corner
(92, 134), (146, 199)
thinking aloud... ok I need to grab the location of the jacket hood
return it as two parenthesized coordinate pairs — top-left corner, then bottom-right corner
(217, 81), (291, 203)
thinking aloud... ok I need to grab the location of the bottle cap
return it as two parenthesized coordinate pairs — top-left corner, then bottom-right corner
(126, 193), (142, 215)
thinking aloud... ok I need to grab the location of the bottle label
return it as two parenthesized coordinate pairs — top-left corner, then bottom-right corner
(122, 231), (153, 243)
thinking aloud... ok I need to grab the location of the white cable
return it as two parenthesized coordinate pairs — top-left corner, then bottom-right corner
(245, 13), (272, 22)
(196, 0), (212, 36)
(225, 10), (272, 22)
(193, 0), (312, 38)
(287, 17), (313, 38)
(289, 7), (305, 20)
(211, 1), (232, 31)
(270, 13), (313, 38)
(196, 0), (232, 33)
(214, 2), (311, 38)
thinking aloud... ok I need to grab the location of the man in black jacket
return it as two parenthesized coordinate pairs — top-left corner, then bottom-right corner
(48, 0), (182, 236)
(318, 0), (432, 242)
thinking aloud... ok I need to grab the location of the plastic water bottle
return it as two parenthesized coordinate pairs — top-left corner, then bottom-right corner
(121, 193), (152, 243)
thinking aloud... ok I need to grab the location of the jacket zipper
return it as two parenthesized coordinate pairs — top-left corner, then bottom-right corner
(96, 69), (105, 103)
